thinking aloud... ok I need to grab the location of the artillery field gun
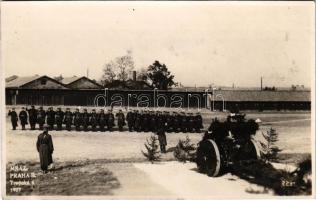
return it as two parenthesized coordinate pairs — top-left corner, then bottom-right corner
(196, 113), (261, 177)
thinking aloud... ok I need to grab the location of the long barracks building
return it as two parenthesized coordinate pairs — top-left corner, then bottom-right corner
(5, 75), (311, 111)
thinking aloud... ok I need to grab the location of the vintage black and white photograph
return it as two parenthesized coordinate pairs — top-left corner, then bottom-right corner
(1, 1), (315, 198)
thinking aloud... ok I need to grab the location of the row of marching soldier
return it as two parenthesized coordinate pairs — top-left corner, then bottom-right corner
(8, 106), (203, 133)
(8, 106), (124, 132)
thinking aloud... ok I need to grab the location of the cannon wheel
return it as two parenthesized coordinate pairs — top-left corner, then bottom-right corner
(196, 139), (221, 177)
(239, 139), (261, 160)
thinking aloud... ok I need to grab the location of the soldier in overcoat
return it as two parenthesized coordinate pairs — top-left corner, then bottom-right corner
(98, 109), (106, 132)
(37, 107), (46, 130)
(172, 112), (180, 133)
(107, 109), (115, 131)
(90, 109), (98, 131)
(126, 109), (134, 132)
(187, 113), (195, 133)
(149, 111), (157, 132)
(165, 112), (173, 133)
(116, 109), (125, 132)
(55, 107), (64, 131)
(19, 107), (28, 130)
(194, 112), (203, 133)
(63, 108), (73, 131)
(141, 110), (149, 132)
(46, 107), (55, 130)
(156, 125), (167, 153)
(27, 106), (37, 130)
(134, 110), (141, 132)
(73, 108), (82, 131)
(180, 112), (187, 133)
(36, 124), (54, 173)
(8, 108), (18, 130)
(82, 109), (90, 131)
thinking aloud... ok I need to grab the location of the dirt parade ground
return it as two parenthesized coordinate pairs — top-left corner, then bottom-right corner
(5, 110), (311, 196)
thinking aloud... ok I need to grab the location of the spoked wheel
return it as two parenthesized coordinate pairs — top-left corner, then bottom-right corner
(239, 139), (261, 160)
(196, 139), (221, 177)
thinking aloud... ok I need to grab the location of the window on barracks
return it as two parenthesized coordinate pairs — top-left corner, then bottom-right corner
(41, 79), (47, 85)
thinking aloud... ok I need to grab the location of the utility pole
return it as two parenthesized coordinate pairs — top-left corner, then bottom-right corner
(260, 76), (263, 91)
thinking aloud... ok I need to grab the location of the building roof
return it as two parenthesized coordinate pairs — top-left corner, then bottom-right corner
(6, 75), (42, 88)
(61, 76), (103, 89)
(60, 76), (82, 85)
(5, 75), (67, 89)
(213, 90), (310, 102)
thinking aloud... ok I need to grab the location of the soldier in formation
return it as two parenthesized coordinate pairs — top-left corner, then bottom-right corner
(73, 108), (82, 131)
(98, 109), (107, 131)
(27, 106), (37, 130)
(19, 107), (28, 130)
(116, 109), (125, 132)
(63, 108), (73, 131)
(55, 107), (64, 131)
(37, 107), (46, 130)
(9, 106), (204, 133)
(46, 107), (55, 130)
(124, 109), (204, 134)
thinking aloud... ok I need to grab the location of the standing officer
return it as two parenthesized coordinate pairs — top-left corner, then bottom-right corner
(82, 109), (90, 131)
(8, 108), (18, 130)
(46, 107), (55, 130)
(156, 124), (167, 153)
(55, 107), (64, 131)
(63, 108), (73, 131)
(37, 107), (46, 130)
(98, 109), (106, 131)
(107, 109), (115, 131)
(36, 124), (54, 173)
(73, 108), (82, 131)
(90, 109), (98, 132)
(126, 109), (134, 132)
(27, 106), (37, 130)
(116, 109), (125, 132)
(19, 107), (28, 130)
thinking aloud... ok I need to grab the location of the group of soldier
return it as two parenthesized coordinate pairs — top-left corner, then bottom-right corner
(126, 110), (203, 133)
(8, 106), (204, 133)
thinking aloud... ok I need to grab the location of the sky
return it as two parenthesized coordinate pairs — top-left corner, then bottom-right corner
(1, 1), (315, 87)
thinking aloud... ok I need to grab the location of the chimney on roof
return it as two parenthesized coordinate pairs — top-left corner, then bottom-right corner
(132, 71), (136, 81)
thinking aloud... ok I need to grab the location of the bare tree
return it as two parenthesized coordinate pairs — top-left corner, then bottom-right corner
(116, 51), (134, 82)
(101, 61), (116, 85)
(100, 51), (135, 84)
